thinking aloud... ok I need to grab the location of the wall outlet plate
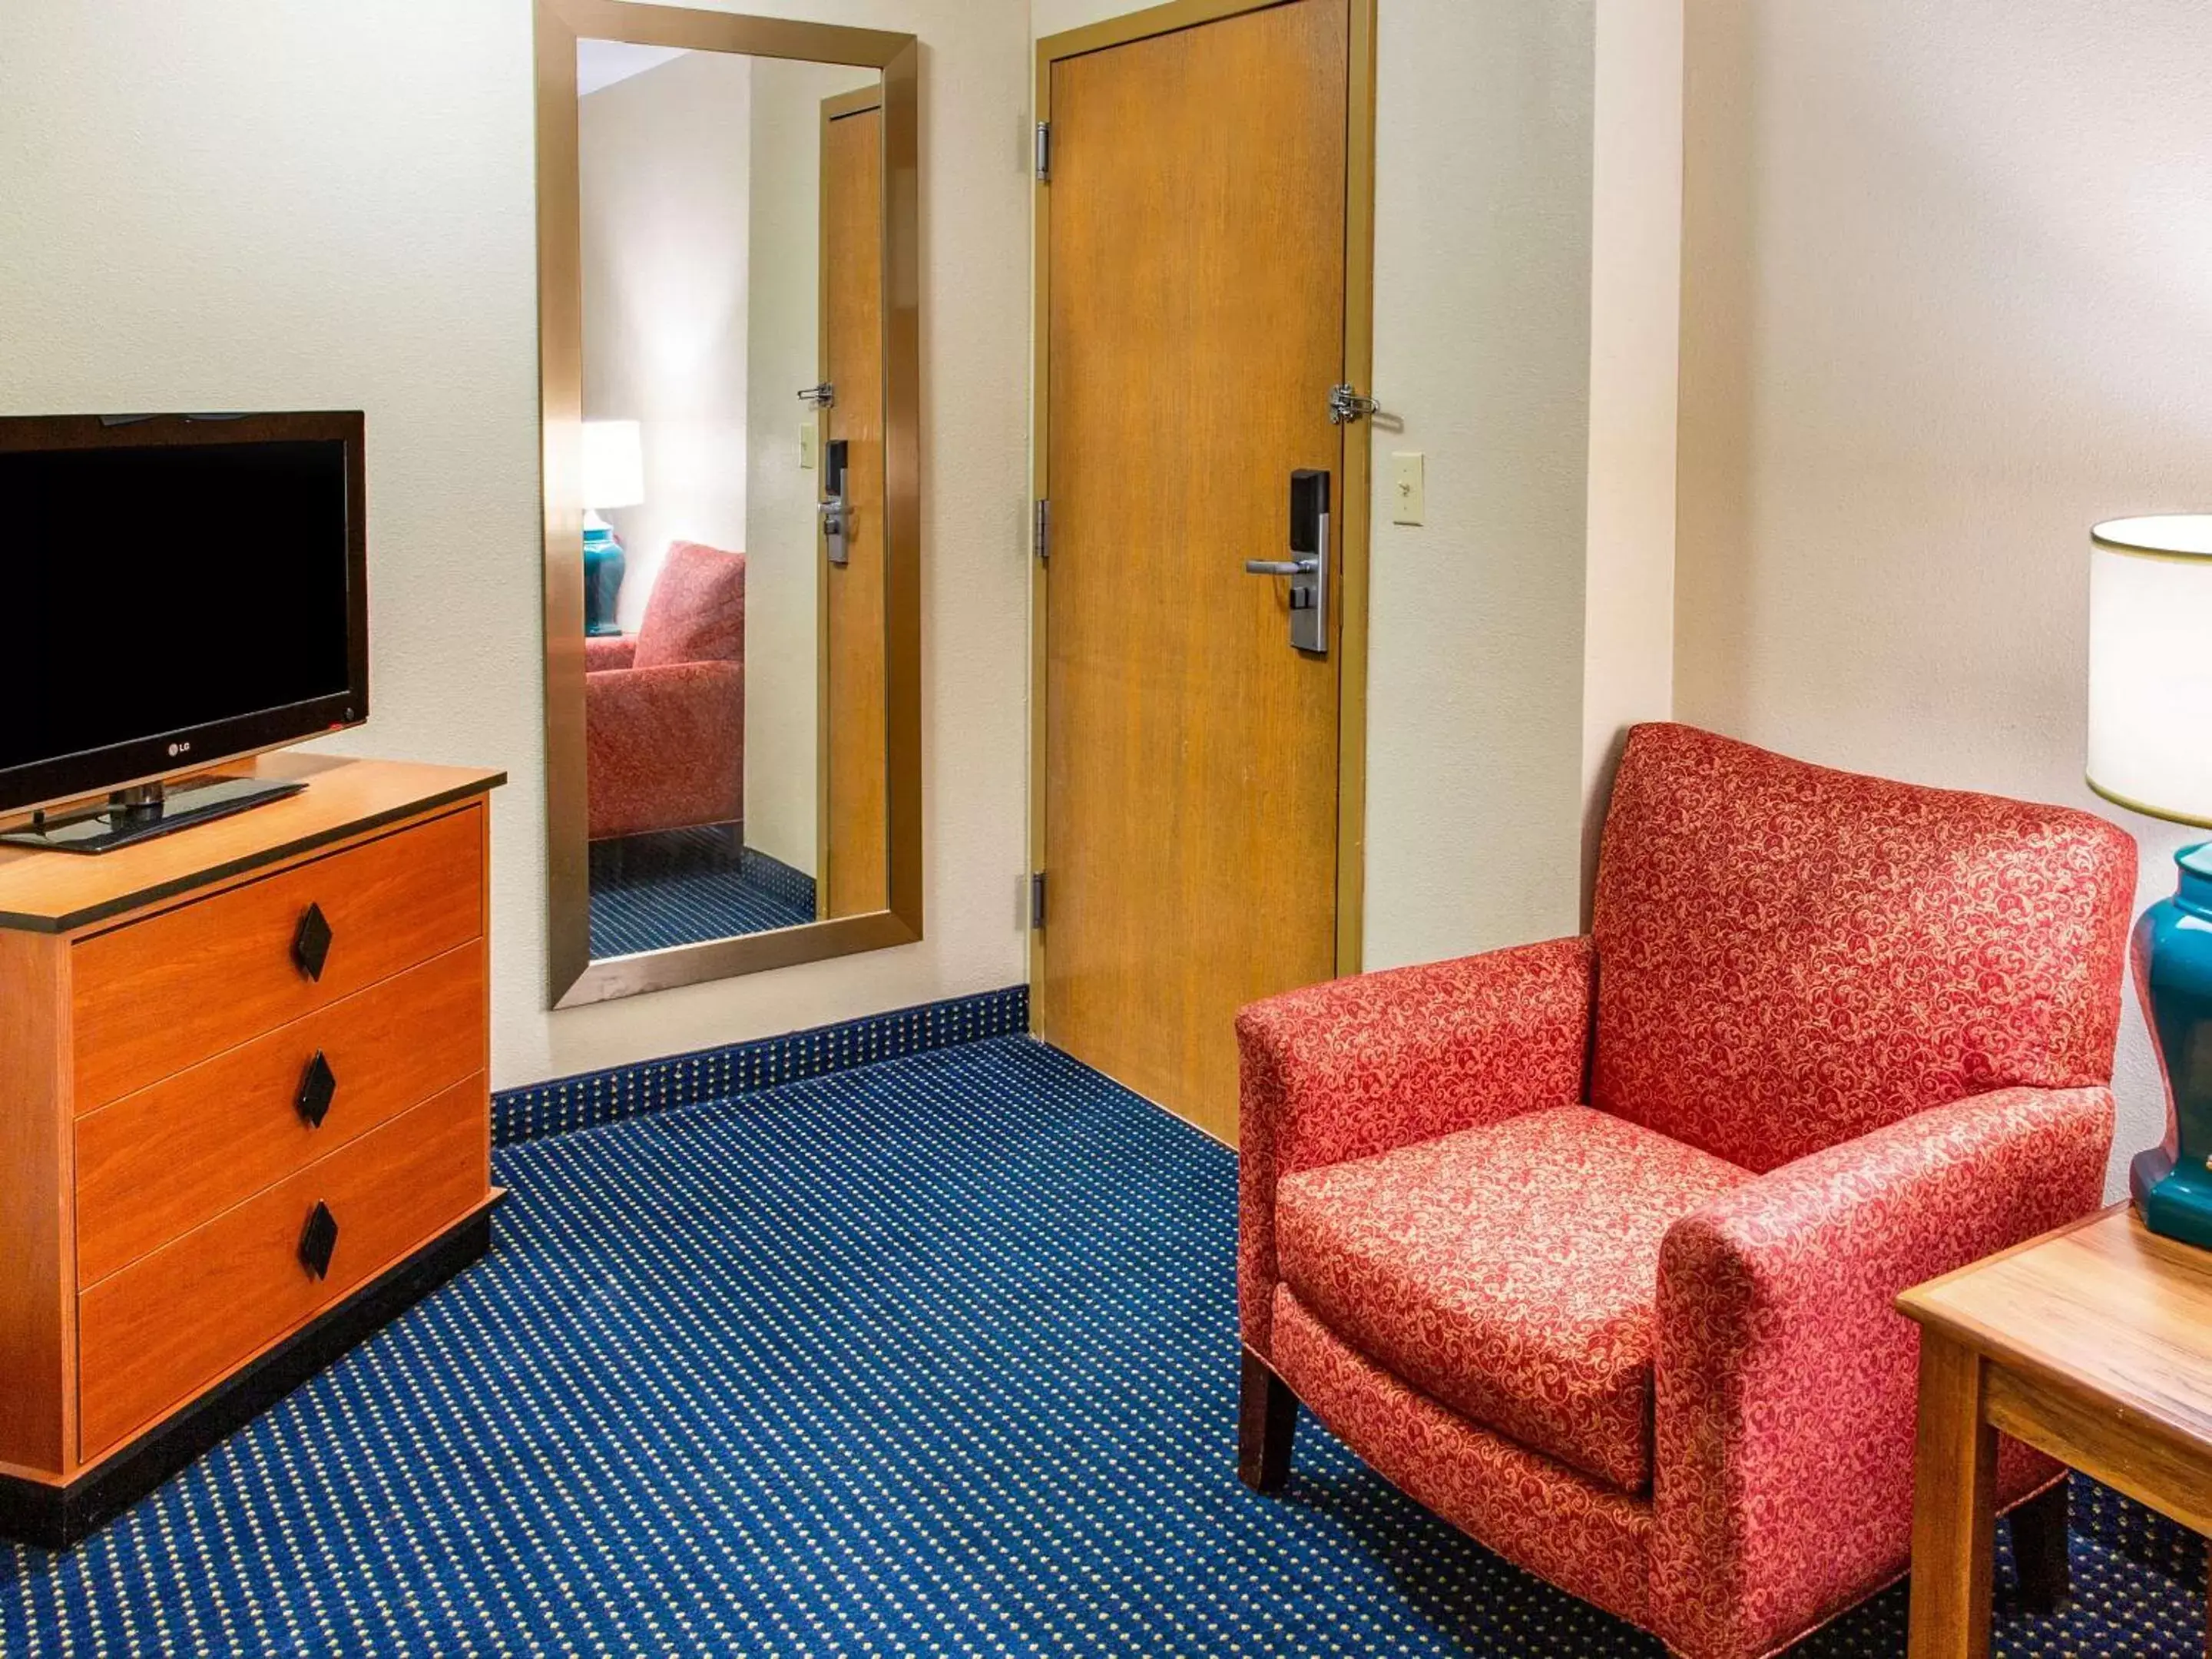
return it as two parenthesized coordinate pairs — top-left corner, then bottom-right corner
(800, 420), (818, 469)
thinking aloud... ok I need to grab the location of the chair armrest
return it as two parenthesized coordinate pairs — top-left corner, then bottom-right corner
(585, 661), (743, 841)
(584, 635), (637, 673)
(1235, 935), (1593, 1356)
(1650, 1084), (2113, 1659)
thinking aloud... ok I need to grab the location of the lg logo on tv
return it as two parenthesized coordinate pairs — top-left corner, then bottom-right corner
(167, 741), (192, 758)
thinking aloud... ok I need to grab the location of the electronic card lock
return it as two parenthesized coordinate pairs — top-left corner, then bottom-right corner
(821, 438), (851, 567)
(1243, 469), (1330, 655)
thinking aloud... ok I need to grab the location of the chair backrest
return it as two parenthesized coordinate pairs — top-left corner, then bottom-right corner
(633, 541), (746, 669)
(1590, 723), (2134, 1173)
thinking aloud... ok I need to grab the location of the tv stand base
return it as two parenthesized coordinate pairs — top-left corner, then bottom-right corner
(0, 774), (307, 854)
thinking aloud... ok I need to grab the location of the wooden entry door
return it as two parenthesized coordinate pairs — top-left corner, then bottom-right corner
(1038, 0), (1356, 1143)
(820, 90), (889, 919)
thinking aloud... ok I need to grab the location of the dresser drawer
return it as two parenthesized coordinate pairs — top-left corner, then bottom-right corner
(71, 806), (483, 1113)
(76, 1075), (491, 1462)
(75, 942), (486, 1289)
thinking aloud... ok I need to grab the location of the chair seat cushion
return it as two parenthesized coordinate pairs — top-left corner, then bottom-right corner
(1275, 1105), (1750, 1492)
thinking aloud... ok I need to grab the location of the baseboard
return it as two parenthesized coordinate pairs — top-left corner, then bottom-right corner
(493, 985), (1031, 1147)
(0, 1204), (499, 1551)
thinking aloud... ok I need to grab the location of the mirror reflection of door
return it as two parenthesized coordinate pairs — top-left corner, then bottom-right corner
(572, 41), (886, 962)
(819, 89), (888, 920)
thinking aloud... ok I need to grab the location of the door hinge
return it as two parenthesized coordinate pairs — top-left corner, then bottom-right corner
(1033, 498), (1051, 563)
(1029, 870), (1047, 929)
(1327, 383), (1379, 424)
(1035, 121), (1052, 182)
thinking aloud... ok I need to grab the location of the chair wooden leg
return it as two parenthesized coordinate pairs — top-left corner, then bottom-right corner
(1237, 1347), (1296, 1495)
(2010, 1480), (2070, 1614)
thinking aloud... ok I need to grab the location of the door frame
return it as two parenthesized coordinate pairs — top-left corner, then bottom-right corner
(1028, 0), (1379, 1006)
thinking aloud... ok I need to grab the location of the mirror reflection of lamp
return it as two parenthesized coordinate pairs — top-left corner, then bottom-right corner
(581, 419), (644, 637)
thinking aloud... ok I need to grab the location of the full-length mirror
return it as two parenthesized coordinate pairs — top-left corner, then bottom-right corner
(537, 1), (919, 1007)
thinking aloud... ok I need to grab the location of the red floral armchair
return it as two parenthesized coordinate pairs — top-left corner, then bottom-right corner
(584, 541), (745, 843)
(1236, 722), (2134, 1659)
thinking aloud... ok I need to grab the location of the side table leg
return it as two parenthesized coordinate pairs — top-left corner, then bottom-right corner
(1907, 1330), (1998, 1659)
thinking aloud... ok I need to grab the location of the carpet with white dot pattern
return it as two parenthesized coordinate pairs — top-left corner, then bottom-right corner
(2, 1035), (2203, 1654)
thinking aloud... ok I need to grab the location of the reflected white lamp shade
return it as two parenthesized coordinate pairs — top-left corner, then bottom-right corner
(2087, 515), (2212, 827)
(581, 419), (645, 511)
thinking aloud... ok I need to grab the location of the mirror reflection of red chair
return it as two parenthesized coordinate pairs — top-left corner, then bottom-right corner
(1236, 721), (2137, 1659)
(584, 541), (745, 843)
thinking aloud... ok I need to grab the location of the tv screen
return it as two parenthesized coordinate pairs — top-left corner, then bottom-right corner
(0, 413), (368, 816)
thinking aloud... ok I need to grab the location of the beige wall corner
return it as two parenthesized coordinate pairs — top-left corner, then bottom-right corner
(1581, 0), (1683, 916)
(1674, 0), (2212, 1194)
(579, 50), (754, 635)
(1359, 0), (1598, 969)
(744, 57), (882, 877)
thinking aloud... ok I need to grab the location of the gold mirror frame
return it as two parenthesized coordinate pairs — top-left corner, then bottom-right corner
(535, 0), (922, 1008)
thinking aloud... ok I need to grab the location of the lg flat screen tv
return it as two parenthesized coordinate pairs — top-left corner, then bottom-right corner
(0, 411), (368, 852)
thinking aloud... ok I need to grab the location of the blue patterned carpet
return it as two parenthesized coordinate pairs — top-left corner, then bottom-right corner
(2, 1037), (2204, 1654)
(589, 829), (815, 955)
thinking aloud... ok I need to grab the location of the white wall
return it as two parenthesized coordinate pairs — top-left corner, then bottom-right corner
(1580, 0), (1682, 904)
(1033, 0), (1602, 970)
(745, 58), (882, 876)
(1675, 0), (2212, 1190)
(1363, 1), (1597, 967)
(0, 0), (1035, 1089)
(580, 49), (753, 634)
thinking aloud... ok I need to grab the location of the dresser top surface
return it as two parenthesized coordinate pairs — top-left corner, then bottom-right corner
(0, 756), (503, 934)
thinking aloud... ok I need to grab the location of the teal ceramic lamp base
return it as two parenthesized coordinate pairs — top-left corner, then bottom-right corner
(2131, 843), (2212, 1250)
(2133, 1147), (2212, 1244)
(581, 519), (626, 638)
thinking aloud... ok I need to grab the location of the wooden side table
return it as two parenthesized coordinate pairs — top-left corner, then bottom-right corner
(1897, 1204), (2212, 1658)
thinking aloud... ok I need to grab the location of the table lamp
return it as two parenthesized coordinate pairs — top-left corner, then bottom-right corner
(580, 419), (644, 637)
(2087, 514), (2212, 1247)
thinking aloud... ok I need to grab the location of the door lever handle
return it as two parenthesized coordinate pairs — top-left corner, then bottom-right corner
(821, 439), (851, 566)
(1254, 470), (1330, 654)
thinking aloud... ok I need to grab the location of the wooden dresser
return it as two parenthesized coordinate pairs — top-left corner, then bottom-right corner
(0, 756), (503, 1547)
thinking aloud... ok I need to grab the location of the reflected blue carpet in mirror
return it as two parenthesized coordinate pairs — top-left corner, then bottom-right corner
(1, 1037), (2203, 1654)
(588, 827), (815, 955)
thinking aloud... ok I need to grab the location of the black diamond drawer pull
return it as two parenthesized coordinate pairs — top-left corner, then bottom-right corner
(298, 1201), (339, 1280)
(295, 1051), (337, 1129)
(292, 902), (333, 982)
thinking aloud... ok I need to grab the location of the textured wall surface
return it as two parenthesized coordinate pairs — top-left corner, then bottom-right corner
(0, 0), (1034, 1088)
(1359, 0), (1596, 969)
(1676, 0), (2212, 1190)
(1580, 0), (1682, 903)
(743, 57), (882, 878)
(579, 48), (753, 634)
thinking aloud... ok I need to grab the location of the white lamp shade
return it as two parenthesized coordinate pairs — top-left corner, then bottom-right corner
(2088, 515), (2212, 826)
(581, 419), (645, 511)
